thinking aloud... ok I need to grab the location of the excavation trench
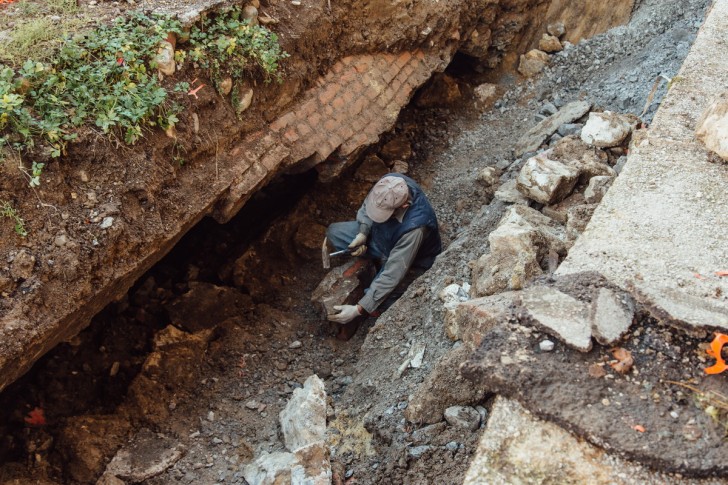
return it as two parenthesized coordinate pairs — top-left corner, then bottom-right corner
(0, 64), (486, 483)
(1, 0), (724, 483)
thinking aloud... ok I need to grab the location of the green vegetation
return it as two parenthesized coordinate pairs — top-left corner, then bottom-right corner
(188, 8), (288, 87)
(0, 6), (288, 181)
(1, 200), (27, 237)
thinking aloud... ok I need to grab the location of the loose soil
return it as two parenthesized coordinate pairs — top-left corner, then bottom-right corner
(0, 0), (721, 484)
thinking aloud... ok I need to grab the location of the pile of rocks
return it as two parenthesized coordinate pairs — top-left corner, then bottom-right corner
(518, 22), (567, 77)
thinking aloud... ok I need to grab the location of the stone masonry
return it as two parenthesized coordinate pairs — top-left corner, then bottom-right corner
(215, 50), (442, 222)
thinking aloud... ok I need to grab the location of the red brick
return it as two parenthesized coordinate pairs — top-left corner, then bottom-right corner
(352, 117), (367, 134)
(395, 51), (411, 69)
(338, 125), (355, 141)
(389, 79), (403, 94)
(376, 94), (389, 110)
(324, 119), (339, 132)
(341, 89), (356, 105)
(414, 50), (425, 61)
(324, 105), (335, 117)
(340, 67), (358, 84)
(300, 98), (317, 116)
(351, 96), (367, 116)
(401, 62), (416, 79)
(354, 56), (373, 73)
(308, 112), (322, 128)
(283, 127), (300, 143)
(382, 66), (398, 84)
(332, 61), (345, 74)
(297, 122), (313, 138)
(319, 84), (339, 104)
(365, 85), (381, 101)
(270, 111), (295, 132)
(332, 96), (346, 111)
(341, 56), (354, 67)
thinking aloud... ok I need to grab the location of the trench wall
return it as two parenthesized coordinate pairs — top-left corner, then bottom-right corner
(0, 0), (635, 392)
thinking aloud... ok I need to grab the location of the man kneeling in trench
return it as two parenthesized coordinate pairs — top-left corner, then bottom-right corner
(326, 173), (442, 324)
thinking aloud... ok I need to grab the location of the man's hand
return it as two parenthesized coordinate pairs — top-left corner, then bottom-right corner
(328, 305), (362, 324)
(347, 232), (368, 257)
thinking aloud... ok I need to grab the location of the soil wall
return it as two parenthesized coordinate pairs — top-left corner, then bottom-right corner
(0, 0), (633, 392)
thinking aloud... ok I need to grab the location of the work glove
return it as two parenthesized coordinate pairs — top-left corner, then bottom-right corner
(328, 305), (362, 324)
(347, 232), (368, 257)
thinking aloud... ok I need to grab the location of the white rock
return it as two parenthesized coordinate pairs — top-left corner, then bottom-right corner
(516, 152), (580, 204)
(580, 111), (633, 148)
(155, 41), (176, 76)
(473, 83), (498, 104)
(100, 217), (114, 229)
(584, 175), (614, 203)
(444, 406), (481, 431)
(237, 87), (254, 114)
(243, 451), (298, 485)
(696, 90), (728, 160)
(279, 375), (327, 452)
(494, 180), (529, 205)
(539, 339), (555, 351)
(476, 166), (501, 187)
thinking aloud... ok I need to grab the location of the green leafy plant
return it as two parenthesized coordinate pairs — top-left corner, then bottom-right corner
(1, 200), (28, 237)
(0, 8), (287, 167)
(188, 6), (289, 89)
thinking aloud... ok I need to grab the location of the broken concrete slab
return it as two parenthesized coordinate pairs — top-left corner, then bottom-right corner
(103, 429), (185, 483)
(518, 285), (592, 351)
(514, 100), (591, 156)
(516, 151), (580, 204)
(556, 1), (728, 333)
(279, 375), (327, 452)
(584, 175), (614, 203)
(464, 397), (717, 485)
(590, 287), (635, 345)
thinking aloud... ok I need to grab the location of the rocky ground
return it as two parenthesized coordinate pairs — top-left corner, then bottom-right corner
(0, 0), (722, 484)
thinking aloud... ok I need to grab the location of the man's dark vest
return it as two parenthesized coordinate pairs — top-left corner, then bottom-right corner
(369, 173), (442, 268)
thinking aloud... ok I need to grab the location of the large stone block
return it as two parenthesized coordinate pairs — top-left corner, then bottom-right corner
(580, 111), (633, 148)
(310, 259), (375, 318)
(517, 49), (549, 77)
(279, 375), (327, 452)
(516, 152), (580, 204)
(515, 101), (591, 156)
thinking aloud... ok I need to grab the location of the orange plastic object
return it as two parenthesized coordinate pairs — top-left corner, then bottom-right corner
(0, 0), (17, 5)
(704, 333), (728, 375)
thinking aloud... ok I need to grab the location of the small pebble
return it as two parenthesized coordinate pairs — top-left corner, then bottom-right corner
(207, 411), (215, 422)
(601, 398), (610, 406)
(245, 400), (259, 410)
(539, 340), (555, 352)
(289, 340), (302, 349)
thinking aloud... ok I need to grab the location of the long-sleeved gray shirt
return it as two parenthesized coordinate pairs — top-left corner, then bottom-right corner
(355, 199), (426, 314)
